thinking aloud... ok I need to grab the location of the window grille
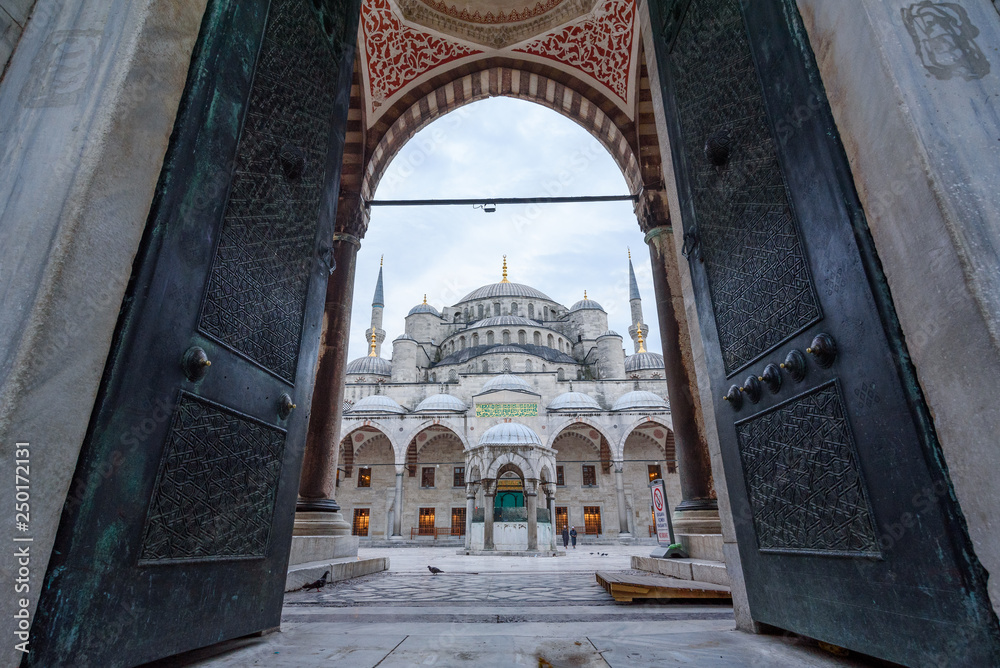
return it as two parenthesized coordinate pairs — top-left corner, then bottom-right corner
(584, 506), (602, 535)
(556, 466), (565, 486)
(421, 467), (435, 488)
(451, 508), (466, 536)
(453, 466), (465, 487)
(418, 508), (435, 535)
(352, 509), (369, 536)
(582, 465), (596, 487)
(357, 467), (371, 487)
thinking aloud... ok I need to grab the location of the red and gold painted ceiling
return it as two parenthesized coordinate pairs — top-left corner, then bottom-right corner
(359, 0), (639, 125)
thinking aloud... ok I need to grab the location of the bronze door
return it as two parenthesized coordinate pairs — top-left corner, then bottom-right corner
(28, 0), (359, 664)
(648, 0), (1000, 663)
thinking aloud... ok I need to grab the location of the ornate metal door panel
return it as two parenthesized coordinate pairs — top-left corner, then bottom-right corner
(27, 0), (360, 664)
(649, 0), (1000, 663)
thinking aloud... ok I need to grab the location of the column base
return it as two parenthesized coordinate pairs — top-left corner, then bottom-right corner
(672, 508), (722, 535)
(293, 510), (351, 537)
(388, 535), (404, 541)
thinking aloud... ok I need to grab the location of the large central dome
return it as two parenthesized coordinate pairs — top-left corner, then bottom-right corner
(459, 282), (551, 303)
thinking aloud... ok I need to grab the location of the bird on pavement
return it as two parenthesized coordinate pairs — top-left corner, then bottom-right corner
(303, 571), (330, 591)
(428, 565), (444, 575)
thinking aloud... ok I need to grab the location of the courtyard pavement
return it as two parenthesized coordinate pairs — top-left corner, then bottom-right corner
(150, 545), (881, 667)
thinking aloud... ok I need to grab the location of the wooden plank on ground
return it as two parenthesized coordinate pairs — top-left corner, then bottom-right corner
(595, 571), (732, 603)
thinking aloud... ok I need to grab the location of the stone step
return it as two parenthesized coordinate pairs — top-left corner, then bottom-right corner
(631, 555), (730, 587)
(285, 556), (388, 592)
(596, 570), (731, 603)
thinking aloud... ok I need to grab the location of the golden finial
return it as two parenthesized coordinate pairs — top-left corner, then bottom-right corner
(584, 290), (588, 300)
(368, 331), (377, 357)
(637, 324), (647, 353)
(380, 254), (384, 267)
(628, 247), (631, 261)
(422, 294), (427, 305)
(501, 255), (509, 283)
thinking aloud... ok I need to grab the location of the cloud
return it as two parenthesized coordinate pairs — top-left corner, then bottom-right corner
(349, 97), (661, 361)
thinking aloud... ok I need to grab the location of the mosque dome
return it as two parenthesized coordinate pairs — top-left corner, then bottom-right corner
(473, 315), (537, 327)
(548, 392), (602, 412)
(394, 333), (416, 342)
(408, 302), (441, 316)
(484, 344), (527, 355)
(612, 390), (669, 412)
(480, 373), (535, 394)
(598, 330), (622, 338)
(569, 294), (605, 312)
(625, 352), (665, 372)
(345, 356), (392, 376)
(415, 394), (467, 413)
(348, 394), (406, 414)
(459, 283), (551, 302)
(478, 422), (542, 446)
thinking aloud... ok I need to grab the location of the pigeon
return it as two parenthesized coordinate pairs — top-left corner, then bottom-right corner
(303, 570), (330, 591)
(428, 565), (444, 575)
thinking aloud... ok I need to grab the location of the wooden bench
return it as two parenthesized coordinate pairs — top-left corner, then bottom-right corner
(595, 571), (732, 603)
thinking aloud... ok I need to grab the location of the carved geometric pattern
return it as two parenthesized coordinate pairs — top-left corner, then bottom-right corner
(139, 394), (287, 562)
(199, 0), (339, 382)
(669, 0), (821, 374)
(362, 0), (483, 110)
(418, 0), (564, 24)
(514, 0), (635, 102)
(735, 382), (879, 556)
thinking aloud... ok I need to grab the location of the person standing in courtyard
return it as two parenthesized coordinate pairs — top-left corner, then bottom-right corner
(570, 526), (577, 549)
(561, 525), (569, 548)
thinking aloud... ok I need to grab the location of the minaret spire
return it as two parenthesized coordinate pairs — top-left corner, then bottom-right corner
(366, 259), (386, 357)
(501, 255), (509, 283)
(627, 249), (648, 353)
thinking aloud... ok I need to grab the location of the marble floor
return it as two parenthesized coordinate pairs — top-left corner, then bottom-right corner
(149, 546), (881, 667)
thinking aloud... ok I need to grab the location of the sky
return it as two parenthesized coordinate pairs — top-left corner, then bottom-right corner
(347, 96), (660, 361)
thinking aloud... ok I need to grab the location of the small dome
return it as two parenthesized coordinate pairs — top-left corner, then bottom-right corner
(569, 297), (605, 313)
(625, 351), (665, 372)
(408, 303), (441, 317)
(472, 315), (537, 327)
(348, 394), (406, 414)
(345, 356), (392, 376)
(612, 390), (670, 412)
(415, 394), (467, 413)
(478, 422), (542, 446)
(598, 330), (622, 338)
(480, 373), (535, 394)
(394, 333), (416, 342)
(548, 392), (602, 412)
(459, 282), (551, 302)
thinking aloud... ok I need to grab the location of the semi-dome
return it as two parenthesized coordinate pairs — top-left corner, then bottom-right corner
(478, 422), (542, 446)
(459, 282), (551, 302)
(598, 330), (622, 338)
(612, 390), (670, 412)
(345, 356), (392, 376)
(348, 394), (406, 414)
(548, 391), (602, 412)
(408, 302), (441, 316)
(472, 315), (537, 327)
(625, 351), (665, 372)
(415, 394), (467, 413)
(394, 333), (416, 342)
(480, 372), (535, 394)
(569, 295), (605, 312)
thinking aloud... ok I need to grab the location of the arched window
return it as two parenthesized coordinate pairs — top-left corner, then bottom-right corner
(449, 369), (458, 382)
(493, 302), (501, 316)
(454, 312), (461, 322)
(487, 331), (495, 345)
(503, 358), (511, 372)
(482, 360), (489, 373)
(472, 333), (479, 346)
(525, 359), (533, 372)
(478, 304), (485, 319)
(510, 302), (518, 316)
(459, 336), (466, 350)
(557, 368), (565, 381)
(463, 307), (469, 321)
(502, 330), (510, 345)
(533, 331), (541, 345)
(543, 306), (549, 320)
(558, 339), (562, 352)
(528, 304), (534, 319)
(518, 330), (526, 345)
(431, 373), (437, 382)
(450, 341), (455, 354)
(547, 333), (554, 348)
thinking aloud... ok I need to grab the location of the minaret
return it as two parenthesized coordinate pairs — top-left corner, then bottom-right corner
(626, 249), (648, 353)
(365, 255), (386, 357)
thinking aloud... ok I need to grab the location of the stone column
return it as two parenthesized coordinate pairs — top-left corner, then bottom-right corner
(547, 487), (557, 551)
(391, 465), (404, 539)
(614, 462), (631, 537)
(295, 202), (367, 536)
(525, 480), (538, 551)
(483, 479), (496, 551)
(643, 219), (719, 532)
(465, 482), (476, 549)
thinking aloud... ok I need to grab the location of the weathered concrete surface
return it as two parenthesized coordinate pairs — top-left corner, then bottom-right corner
(632, 555), (730, 587)
(289, 535), (360, 566)
(0, 1), (207, 663)
(796, 0), (1000, 614)
(285, 556), (388, 592)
